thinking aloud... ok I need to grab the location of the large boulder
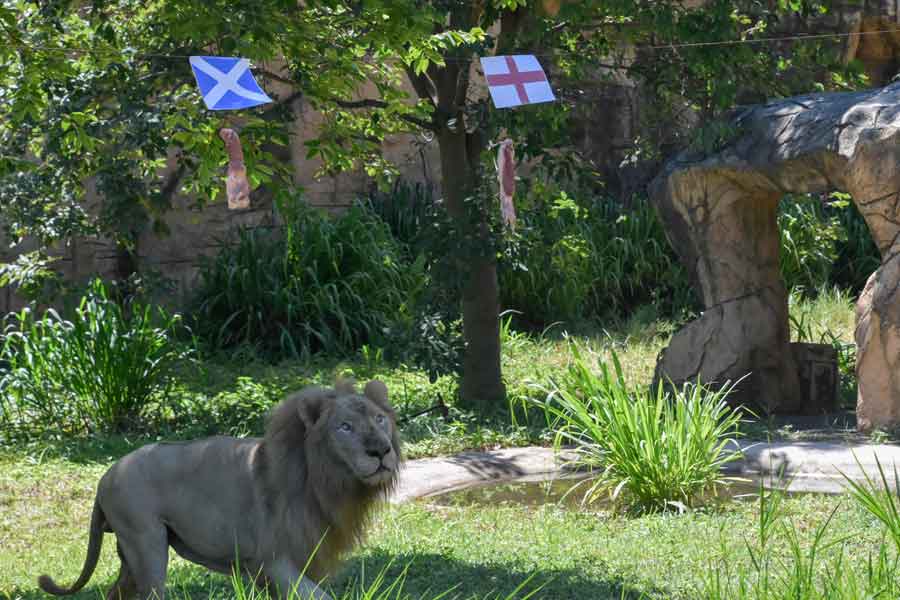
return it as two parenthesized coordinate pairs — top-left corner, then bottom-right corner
(856, 255), (900, 430)
(651, 83), (900, 424)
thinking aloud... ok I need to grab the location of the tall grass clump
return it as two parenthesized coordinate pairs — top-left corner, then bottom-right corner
(499, 165), (695, 329)
(842, 454), (900, 552)
(535, 344), (744, 513)
(0, 278), (188, 434)
(360, 180), (436, 255)
(192, 202), (422, 360)
(699, 463), (900, 599)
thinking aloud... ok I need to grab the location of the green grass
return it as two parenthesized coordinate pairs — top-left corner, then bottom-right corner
(788, 287), (855, 343)
(2, 295), (898, 600)
(0, 446), (894, 600)
(0, 291), (875, 463)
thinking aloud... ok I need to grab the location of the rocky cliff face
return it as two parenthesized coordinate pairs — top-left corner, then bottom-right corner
(651, 82), (900, 428)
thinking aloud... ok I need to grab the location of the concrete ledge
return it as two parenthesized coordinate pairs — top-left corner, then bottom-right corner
(391, 442), (900, 503)
(730, 440), (900, 493)
(391, 447), (570, 504)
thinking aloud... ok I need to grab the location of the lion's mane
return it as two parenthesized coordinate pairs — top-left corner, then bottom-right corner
(253, 382), (402, 578)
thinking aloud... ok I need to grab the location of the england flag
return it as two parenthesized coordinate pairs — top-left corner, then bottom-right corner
(480, 55), (555, 109)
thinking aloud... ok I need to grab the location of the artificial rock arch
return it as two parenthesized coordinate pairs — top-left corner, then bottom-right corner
(651, 83), (900, 430)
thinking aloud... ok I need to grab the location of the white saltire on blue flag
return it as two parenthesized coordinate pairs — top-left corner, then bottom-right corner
(189, 56), (273, 110)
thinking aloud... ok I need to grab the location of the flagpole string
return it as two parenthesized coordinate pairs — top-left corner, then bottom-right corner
(6, 26), (900, 64)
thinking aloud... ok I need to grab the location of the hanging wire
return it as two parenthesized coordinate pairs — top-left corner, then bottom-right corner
(5, 26), (900, 63)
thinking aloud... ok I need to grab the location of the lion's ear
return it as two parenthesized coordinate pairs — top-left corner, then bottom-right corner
(295, 388), (332, 428)
(334, 377), (357, 395)
(364, 380), (391, 411)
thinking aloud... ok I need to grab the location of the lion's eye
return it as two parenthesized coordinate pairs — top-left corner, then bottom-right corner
(338, 422), (353, 433)
(375, 414), (386, 426)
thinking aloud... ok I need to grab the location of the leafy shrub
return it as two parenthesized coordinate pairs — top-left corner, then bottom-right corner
(379, 310), (464, 384)
(192, 202), (423, 360)
(0, 279), (189, 433)
(830, 194), (882, 293)
(778, 194), (880, 295)
(778, 196), (844, 294)
(499, 170), (695, 328)
(535, 344), (744, 513)
(360, 180), (437, 254)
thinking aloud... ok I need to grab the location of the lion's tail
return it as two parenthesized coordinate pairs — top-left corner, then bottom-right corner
(38, 500), (105, 596)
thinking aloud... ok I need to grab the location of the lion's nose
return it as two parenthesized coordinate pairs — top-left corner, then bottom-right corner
(366, 445), (392, 460)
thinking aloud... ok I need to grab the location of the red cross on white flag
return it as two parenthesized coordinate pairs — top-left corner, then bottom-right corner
(480, 55), (555, 109)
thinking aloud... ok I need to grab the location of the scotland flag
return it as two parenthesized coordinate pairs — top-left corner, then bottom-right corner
(189, 56), (273, 111)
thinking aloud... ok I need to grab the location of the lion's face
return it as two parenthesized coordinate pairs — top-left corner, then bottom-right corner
(322, 391), (399, 486)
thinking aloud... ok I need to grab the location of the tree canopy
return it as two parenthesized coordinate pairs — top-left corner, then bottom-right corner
(1, 0), (867, 405)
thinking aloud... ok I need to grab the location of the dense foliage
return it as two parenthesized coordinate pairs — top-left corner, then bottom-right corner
(192, 202), (422, 359)
(499, 163), (695, 327)
(779, 194), (881, 295)
(359, 177), (880, 334)
(0, 279), (188, 433)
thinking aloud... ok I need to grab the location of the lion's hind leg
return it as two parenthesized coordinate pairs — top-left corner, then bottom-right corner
(114, 526), (168, 600)
(106, 544), (137, 600)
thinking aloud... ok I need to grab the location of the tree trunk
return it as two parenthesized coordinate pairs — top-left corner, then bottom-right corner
(437, 128), (506, 410)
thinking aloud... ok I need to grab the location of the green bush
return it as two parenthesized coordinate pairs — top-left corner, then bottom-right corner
(830, 195), (882, 293)
(360, 180), (436, 255)
(192, 202), (422, 360)
(535, 344), (744, 513)
(778, 194), (880, 295)
(0, 279), (188, 434)
(778, 196), (844, 294)
(499, 170), (695, 328)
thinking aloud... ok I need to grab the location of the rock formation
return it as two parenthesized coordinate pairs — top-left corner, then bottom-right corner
(651, 83), (900, 427)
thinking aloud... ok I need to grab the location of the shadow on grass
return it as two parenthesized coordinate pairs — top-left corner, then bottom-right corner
(334, 549), (656, 600)
(3, 551), (659, 600)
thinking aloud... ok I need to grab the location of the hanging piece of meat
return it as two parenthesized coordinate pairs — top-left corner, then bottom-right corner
(497, 139), (517, 230)
(219, 128), (250, 210)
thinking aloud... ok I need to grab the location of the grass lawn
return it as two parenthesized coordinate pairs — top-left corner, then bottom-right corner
(0, 447), (890, 600)
(2, 290), (894, 600)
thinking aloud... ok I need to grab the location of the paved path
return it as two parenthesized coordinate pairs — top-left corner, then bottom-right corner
(391, 441), (900, 503)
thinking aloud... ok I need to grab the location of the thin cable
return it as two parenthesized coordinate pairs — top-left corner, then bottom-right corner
(6, 43), (197, 59)
(6, 26), (900, 63)
(644, 27), (897, 50)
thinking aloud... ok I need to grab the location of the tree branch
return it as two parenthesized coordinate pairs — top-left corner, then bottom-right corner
(332, 98), (388, 109)
(326, 97), (434, 131)
(261, 91), (304, 115)
(256, 68), (299, 86)
(404, 66), (438, 108)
